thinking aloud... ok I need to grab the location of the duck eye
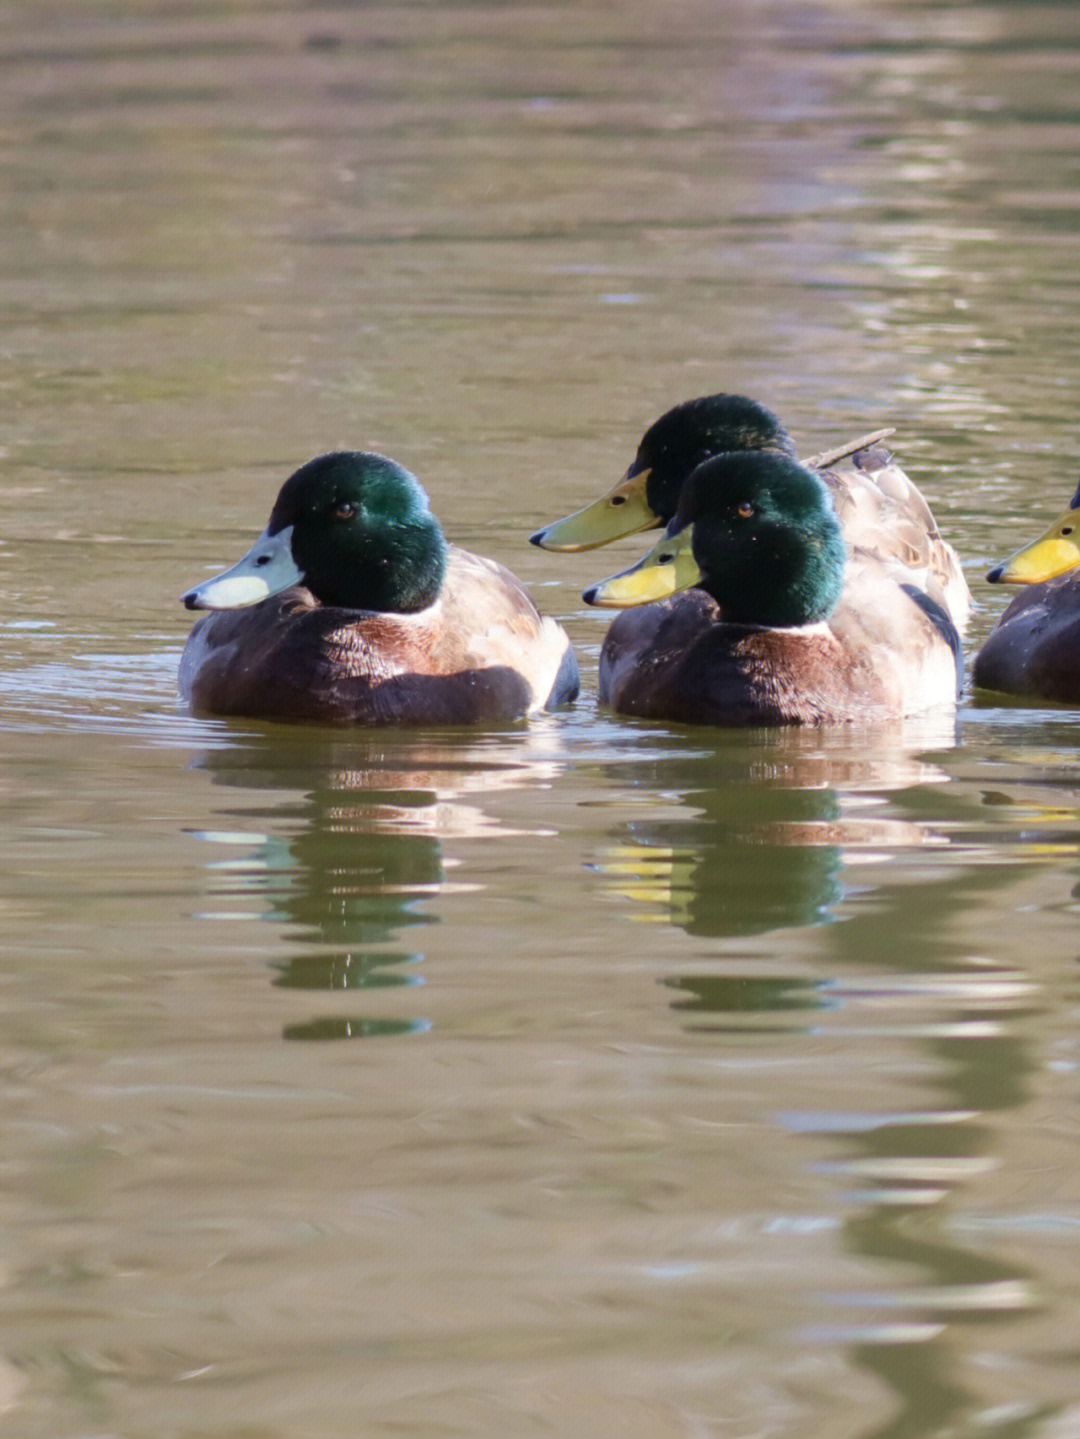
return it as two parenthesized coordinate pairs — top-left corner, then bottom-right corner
(333, 501), (358, 522)
(1063, 525), (1074, 536)
(736, 501), (756, 519)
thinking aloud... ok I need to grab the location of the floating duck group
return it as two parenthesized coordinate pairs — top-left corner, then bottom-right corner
(179, 394), (1077, 727)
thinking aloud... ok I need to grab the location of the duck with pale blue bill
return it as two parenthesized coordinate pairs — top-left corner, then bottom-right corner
(180, 451), (579, 724)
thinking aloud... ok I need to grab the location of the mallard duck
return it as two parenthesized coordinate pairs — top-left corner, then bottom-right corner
(179, 451), (579, 724)
(973, 480), (1080, 701)
(532, 394), (970, 725)
(533, 393), (971, 623)
(579, 450), (963, 725)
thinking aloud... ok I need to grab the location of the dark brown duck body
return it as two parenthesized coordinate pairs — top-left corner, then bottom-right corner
(598, 568), (960, 727)
(973, 573), (1080, 702)
(181, 545), (579, 725)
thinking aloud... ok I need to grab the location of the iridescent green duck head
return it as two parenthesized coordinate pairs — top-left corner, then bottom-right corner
(182, 452), (449, 614)
(584, 450), (846, 628)
(530, 393), (797, 550)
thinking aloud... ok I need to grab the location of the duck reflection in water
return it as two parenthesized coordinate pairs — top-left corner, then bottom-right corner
(592, 723), (954, 1030)
(598, 723), (1039, 1427)
(188, 727), (562, 1040)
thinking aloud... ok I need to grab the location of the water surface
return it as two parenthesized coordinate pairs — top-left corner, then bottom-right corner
(4, 2), (1080, 1435)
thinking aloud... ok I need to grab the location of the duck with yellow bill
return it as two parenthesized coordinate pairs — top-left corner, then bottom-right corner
(532, 394), (969, 726)
(582, 449), (963, 726)
(973, 479), (1080, 702)
(531, 393), (972, 631)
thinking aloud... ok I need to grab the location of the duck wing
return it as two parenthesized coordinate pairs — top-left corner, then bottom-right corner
(817, 444), (971, 632)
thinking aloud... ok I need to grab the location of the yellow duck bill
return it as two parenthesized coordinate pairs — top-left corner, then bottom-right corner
(530, 470), (660, 551)
(987, 501), (1080, 584)
(583, 526), (702, 607)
